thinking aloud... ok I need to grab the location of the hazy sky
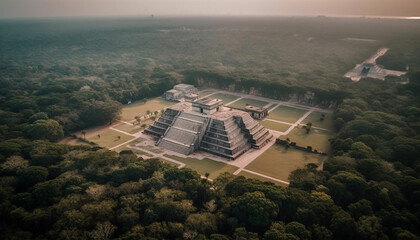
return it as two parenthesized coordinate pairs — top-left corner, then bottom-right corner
(0, 0), (419, 19)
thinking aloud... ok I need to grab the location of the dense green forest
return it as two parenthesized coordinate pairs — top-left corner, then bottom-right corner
(0, 17), (419, 239)
(1, 75), (419, 239)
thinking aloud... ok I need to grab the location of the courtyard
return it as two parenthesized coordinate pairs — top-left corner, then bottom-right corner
(63, 88), (334, 184)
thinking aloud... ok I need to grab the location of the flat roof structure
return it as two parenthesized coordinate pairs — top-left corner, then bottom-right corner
(145, 99), (273, 159)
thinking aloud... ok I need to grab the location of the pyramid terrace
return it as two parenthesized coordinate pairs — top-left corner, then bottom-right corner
(144, 98), (273, 160)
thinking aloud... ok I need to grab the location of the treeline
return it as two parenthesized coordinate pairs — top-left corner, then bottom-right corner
(183, 70), (350, 107)
(0, 62), (179, 140)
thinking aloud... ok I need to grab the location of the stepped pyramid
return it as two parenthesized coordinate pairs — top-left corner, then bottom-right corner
(145, 98), (273, 159)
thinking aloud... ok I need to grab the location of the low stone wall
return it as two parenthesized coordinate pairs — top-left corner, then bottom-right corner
(276, 138), (327, 156)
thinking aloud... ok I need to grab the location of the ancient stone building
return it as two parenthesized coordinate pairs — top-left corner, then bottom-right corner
(244, 105), (268, 120)
(144, 98), (273, 159)
(163, 84), (198, 101)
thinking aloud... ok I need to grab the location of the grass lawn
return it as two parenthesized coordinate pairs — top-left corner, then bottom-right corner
(238, 171), (288, 186)
(268, 105), (308, 123)
(302, 111), (335, 130)
(198, 90), (214, 98)
(245, 144), (324, 182)
(208, 93), (240, 105)
(267, 104), (278, 111)
(114, 123), (143, 134)
(79, 128), (134, 149)
(120, 97), (175, 122)
(164, 154), (238, 179)
(259, 120), (291, 132)
(113, 146), (154, 158)
(285, 127), (333, 153)
(227, 98), (268, 109)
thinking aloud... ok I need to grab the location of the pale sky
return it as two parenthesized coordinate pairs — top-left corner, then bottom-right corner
(0, 0), (419, 19)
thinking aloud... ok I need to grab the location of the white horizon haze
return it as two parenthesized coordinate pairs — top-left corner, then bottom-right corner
(0, 0), (419, 19)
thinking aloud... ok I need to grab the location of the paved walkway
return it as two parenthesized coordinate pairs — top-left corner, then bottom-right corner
(241, 169), (290, 185)
(127, 145), (186, 168)
(225, 96), (244, 106)
(202, 89), (332, 113)
(97, 89), (332, 185)
(281, 108), (315, 136)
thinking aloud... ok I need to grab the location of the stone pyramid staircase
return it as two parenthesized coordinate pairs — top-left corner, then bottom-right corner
(235, 114), (273, 149)
(156, 112), (209, 155)
(200, 117), (251, 160)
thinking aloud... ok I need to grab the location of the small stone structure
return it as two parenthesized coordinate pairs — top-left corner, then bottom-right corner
(244, 104), (268, 120)
(163, 84), (198, 101)
(144, 99), (273, 159)
(192, 98), (223, 115)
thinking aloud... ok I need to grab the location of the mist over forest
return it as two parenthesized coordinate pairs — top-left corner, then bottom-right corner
(0, 16), (419, 240)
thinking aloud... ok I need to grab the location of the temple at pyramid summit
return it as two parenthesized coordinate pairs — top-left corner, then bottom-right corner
(144, 98), (273, 160)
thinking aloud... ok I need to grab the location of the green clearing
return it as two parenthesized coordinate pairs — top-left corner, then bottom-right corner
(164, 154), (238, 179)
(238, 171), (287, 186)
(208, 93), (240, 104)
(113, 146), (154, 158)
(302, 111), (334, 130)
(267, 104), (278, 111)
(245, 144), (324, 182)
(80, 128), (134, 149)
(268, 105), (308, 123)
(285, 127), (333, 152)
(198, 90), (215, 98)
(258, 120), (291, 132)
(114, 123), (143, 134)
(120, 97), (175, 122)
(227, 98), (269, 109)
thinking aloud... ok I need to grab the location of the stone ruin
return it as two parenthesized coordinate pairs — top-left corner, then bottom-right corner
(144, 98), (273, 159)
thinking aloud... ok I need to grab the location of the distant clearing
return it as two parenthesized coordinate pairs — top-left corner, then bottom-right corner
(209, 93), (240, 104)
(268, 105), (308, 123)
(245, 144), (324, 182)
(302, 111), (334, 130)
(114, 123), (143, 134)
(227, 98), (268, 109)
(120, 97), (175, 122)
(198, 90), (214, 97)
(285, 127), (333, 153)
(259, 120), (291, 132)
(164, 154), (238, 179)
(78, 128), (134, 149)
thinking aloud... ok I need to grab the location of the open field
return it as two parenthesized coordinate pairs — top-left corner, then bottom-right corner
(259, 120), (291, 132)
(164, 154), (238, 179)
(198, 90), (214, 97)
(267, 104), (278, 111)
(120, 97), (175, 122)
(268, 105), (308, 123)
(238, 171), (288, 186)
(227, 98), (269, 109)
(114, 123), (143, 134)
(285, 127), (333, 152)
(77, 128), (134, 149)
(209, 93), (240, 104)
(245, 144), (324, 181)
(302, 111), (334, 130)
